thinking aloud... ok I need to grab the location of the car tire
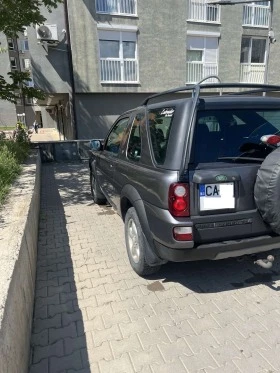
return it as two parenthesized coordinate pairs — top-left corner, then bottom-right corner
(90, 171), (106, 205)
(254, 147), (280, 234)
(124, 207), (161, 276)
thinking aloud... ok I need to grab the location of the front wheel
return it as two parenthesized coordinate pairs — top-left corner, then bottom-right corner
(124, 207), (161, 276)
(90, 171), (106, 205)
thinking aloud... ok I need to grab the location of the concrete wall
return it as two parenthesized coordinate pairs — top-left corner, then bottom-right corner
(0, 153), (41, 373)
(75, 92), (150, 138)
(27, 4), (71, 94)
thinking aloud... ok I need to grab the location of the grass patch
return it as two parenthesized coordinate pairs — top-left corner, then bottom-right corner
(0, 126), (15, 131)
(0, 140), (30, 205)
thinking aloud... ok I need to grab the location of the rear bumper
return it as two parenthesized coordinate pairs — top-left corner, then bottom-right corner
(154, 235), (280, 262)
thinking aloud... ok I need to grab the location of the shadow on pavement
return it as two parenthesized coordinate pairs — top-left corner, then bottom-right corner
(29, 164), (90, 373)
(149, 250), (280, 293)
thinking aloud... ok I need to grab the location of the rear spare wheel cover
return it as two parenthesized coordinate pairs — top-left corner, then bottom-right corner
(254, 147), (280, 235)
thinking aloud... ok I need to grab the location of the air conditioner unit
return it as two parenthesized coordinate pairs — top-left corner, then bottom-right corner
(36, 24), (58, 44)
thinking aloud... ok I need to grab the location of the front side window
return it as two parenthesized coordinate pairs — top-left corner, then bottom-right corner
(96, 0), (136, 15)
(105, 117), (129, 155)
(99, 30), (138, 83)
(148, 107), (175, 165)
(193, 109), (280, 163)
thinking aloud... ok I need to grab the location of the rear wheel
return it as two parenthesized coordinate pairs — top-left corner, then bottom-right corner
(90, 171), (106, 205)
(125, 207), (161, 276)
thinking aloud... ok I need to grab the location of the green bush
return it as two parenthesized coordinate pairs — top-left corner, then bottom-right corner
(0, 139), (30, 205)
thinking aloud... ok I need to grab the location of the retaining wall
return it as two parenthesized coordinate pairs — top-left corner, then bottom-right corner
(0, 152), (41, 373)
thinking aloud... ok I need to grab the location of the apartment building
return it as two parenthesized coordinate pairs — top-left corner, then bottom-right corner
(0, 1), (279, 139)
(67, 0), (279, 139)
(0, 2), (75, 139)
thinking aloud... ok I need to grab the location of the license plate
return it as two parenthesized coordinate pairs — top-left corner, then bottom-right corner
(199, 183), (235, 211)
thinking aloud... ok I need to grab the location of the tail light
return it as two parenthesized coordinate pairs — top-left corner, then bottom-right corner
(261, 134), (280, 146)
(168, 183), (190, 217)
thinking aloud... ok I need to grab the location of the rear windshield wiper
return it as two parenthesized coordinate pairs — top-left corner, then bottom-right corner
(217, 156), (264, 163)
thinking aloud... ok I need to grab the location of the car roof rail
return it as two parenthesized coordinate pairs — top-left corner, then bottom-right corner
(141, 76), (280, 106)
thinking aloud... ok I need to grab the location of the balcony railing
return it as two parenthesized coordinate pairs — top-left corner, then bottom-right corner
(243, 3), (270, 27)
(240, 63), (265, 83)
(187, 0), (220, 23)
(100, 58), (138, 83)
(96, 0), (136, 15)
(186, 62), (218, 84)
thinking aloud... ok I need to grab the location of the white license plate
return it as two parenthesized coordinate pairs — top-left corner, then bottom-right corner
(199, 183), (235, 211)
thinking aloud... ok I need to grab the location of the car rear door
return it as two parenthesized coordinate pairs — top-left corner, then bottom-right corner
(188, 107), (280, 245)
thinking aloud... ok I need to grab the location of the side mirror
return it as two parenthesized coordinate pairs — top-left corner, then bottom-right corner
(90, 140), (102, 151)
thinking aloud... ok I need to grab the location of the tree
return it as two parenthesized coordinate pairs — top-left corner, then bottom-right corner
(0, 0), (63, 103)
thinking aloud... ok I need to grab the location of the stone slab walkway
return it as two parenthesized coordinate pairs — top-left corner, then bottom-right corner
(29, 163), (280, 373)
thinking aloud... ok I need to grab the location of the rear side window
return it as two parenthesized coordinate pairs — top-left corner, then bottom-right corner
(193, 109), (280, 163)
(148, 107), (175, 164)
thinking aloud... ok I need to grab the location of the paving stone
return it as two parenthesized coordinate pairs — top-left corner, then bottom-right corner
(48, 301), (74, 317)
(151, 359), (188, 373)
(158, 338), (193, 362)
(49, 322), (77, 344)
(33, 313), (62, 333)
(33, 340), (64, 364)
(99, 353), (134, 373)
(49, 349), (83, 373)
(130, 345), (165, 372)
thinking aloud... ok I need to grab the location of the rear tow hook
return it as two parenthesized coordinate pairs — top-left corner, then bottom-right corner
(254, 255), (275, 269)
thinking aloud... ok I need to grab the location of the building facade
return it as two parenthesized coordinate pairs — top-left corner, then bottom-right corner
(67, 0), (280, 139)
(0, 1), (279, 139)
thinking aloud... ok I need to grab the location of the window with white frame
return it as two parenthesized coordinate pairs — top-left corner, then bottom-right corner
(240, 37), (266, 64)
(243, 1), (270, 28)
(7, 39), (15, 50)
(10, 57), (17, 70)
(23, 58), (31, 70)
(240, 37), (266, 83)
(20, 40), (29, 52)
(187, 0), (220, 23)
(99, 30), (138, 83)
(96, 0), (137, 16)
(186, 36), (218, 83)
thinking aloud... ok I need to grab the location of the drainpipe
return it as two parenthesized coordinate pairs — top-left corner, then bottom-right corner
(264, 0), (273, 85)
(64, 0), (78, 139)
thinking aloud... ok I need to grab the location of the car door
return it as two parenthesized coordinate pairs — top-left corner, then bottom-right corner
(98, 116), (130, 207)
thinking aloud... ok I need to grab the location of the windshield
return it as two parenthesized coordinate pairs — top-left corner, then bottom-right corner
(192, 109), (280, 163)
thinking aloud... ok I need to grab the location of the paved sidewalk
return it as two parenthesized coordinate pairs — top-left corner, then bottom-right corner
(29, 163), (280, 373)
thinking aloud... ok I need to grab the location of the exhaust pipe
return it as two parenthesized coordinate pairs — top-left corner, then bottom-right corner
(254, 255), (274, 269)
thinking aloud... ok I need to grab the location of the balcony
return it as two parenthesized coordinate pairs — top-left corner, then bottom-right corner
(96, 0), (137, 16)
(243, 3), (270, 28)
(100, 58), (138, 83)
(186, 62), (218, 84)
(187, 0), (220, 23)
(239, 63), (265, 83)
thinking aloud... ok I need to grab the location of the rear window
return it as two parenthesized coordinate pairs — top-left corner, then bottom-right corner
(193, 109), (280, 163)
(148, 107), (175, 164)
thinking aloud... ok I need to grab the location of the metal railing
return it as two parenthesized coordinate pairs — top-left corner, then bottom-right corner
(187, 0), (220, 23)
(100, 58), (138, 83)
(96, 0), (136, 15)
(243, 3), (270, 27)
(186, 62), (218, 84)
(240, 63), (265, 83)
